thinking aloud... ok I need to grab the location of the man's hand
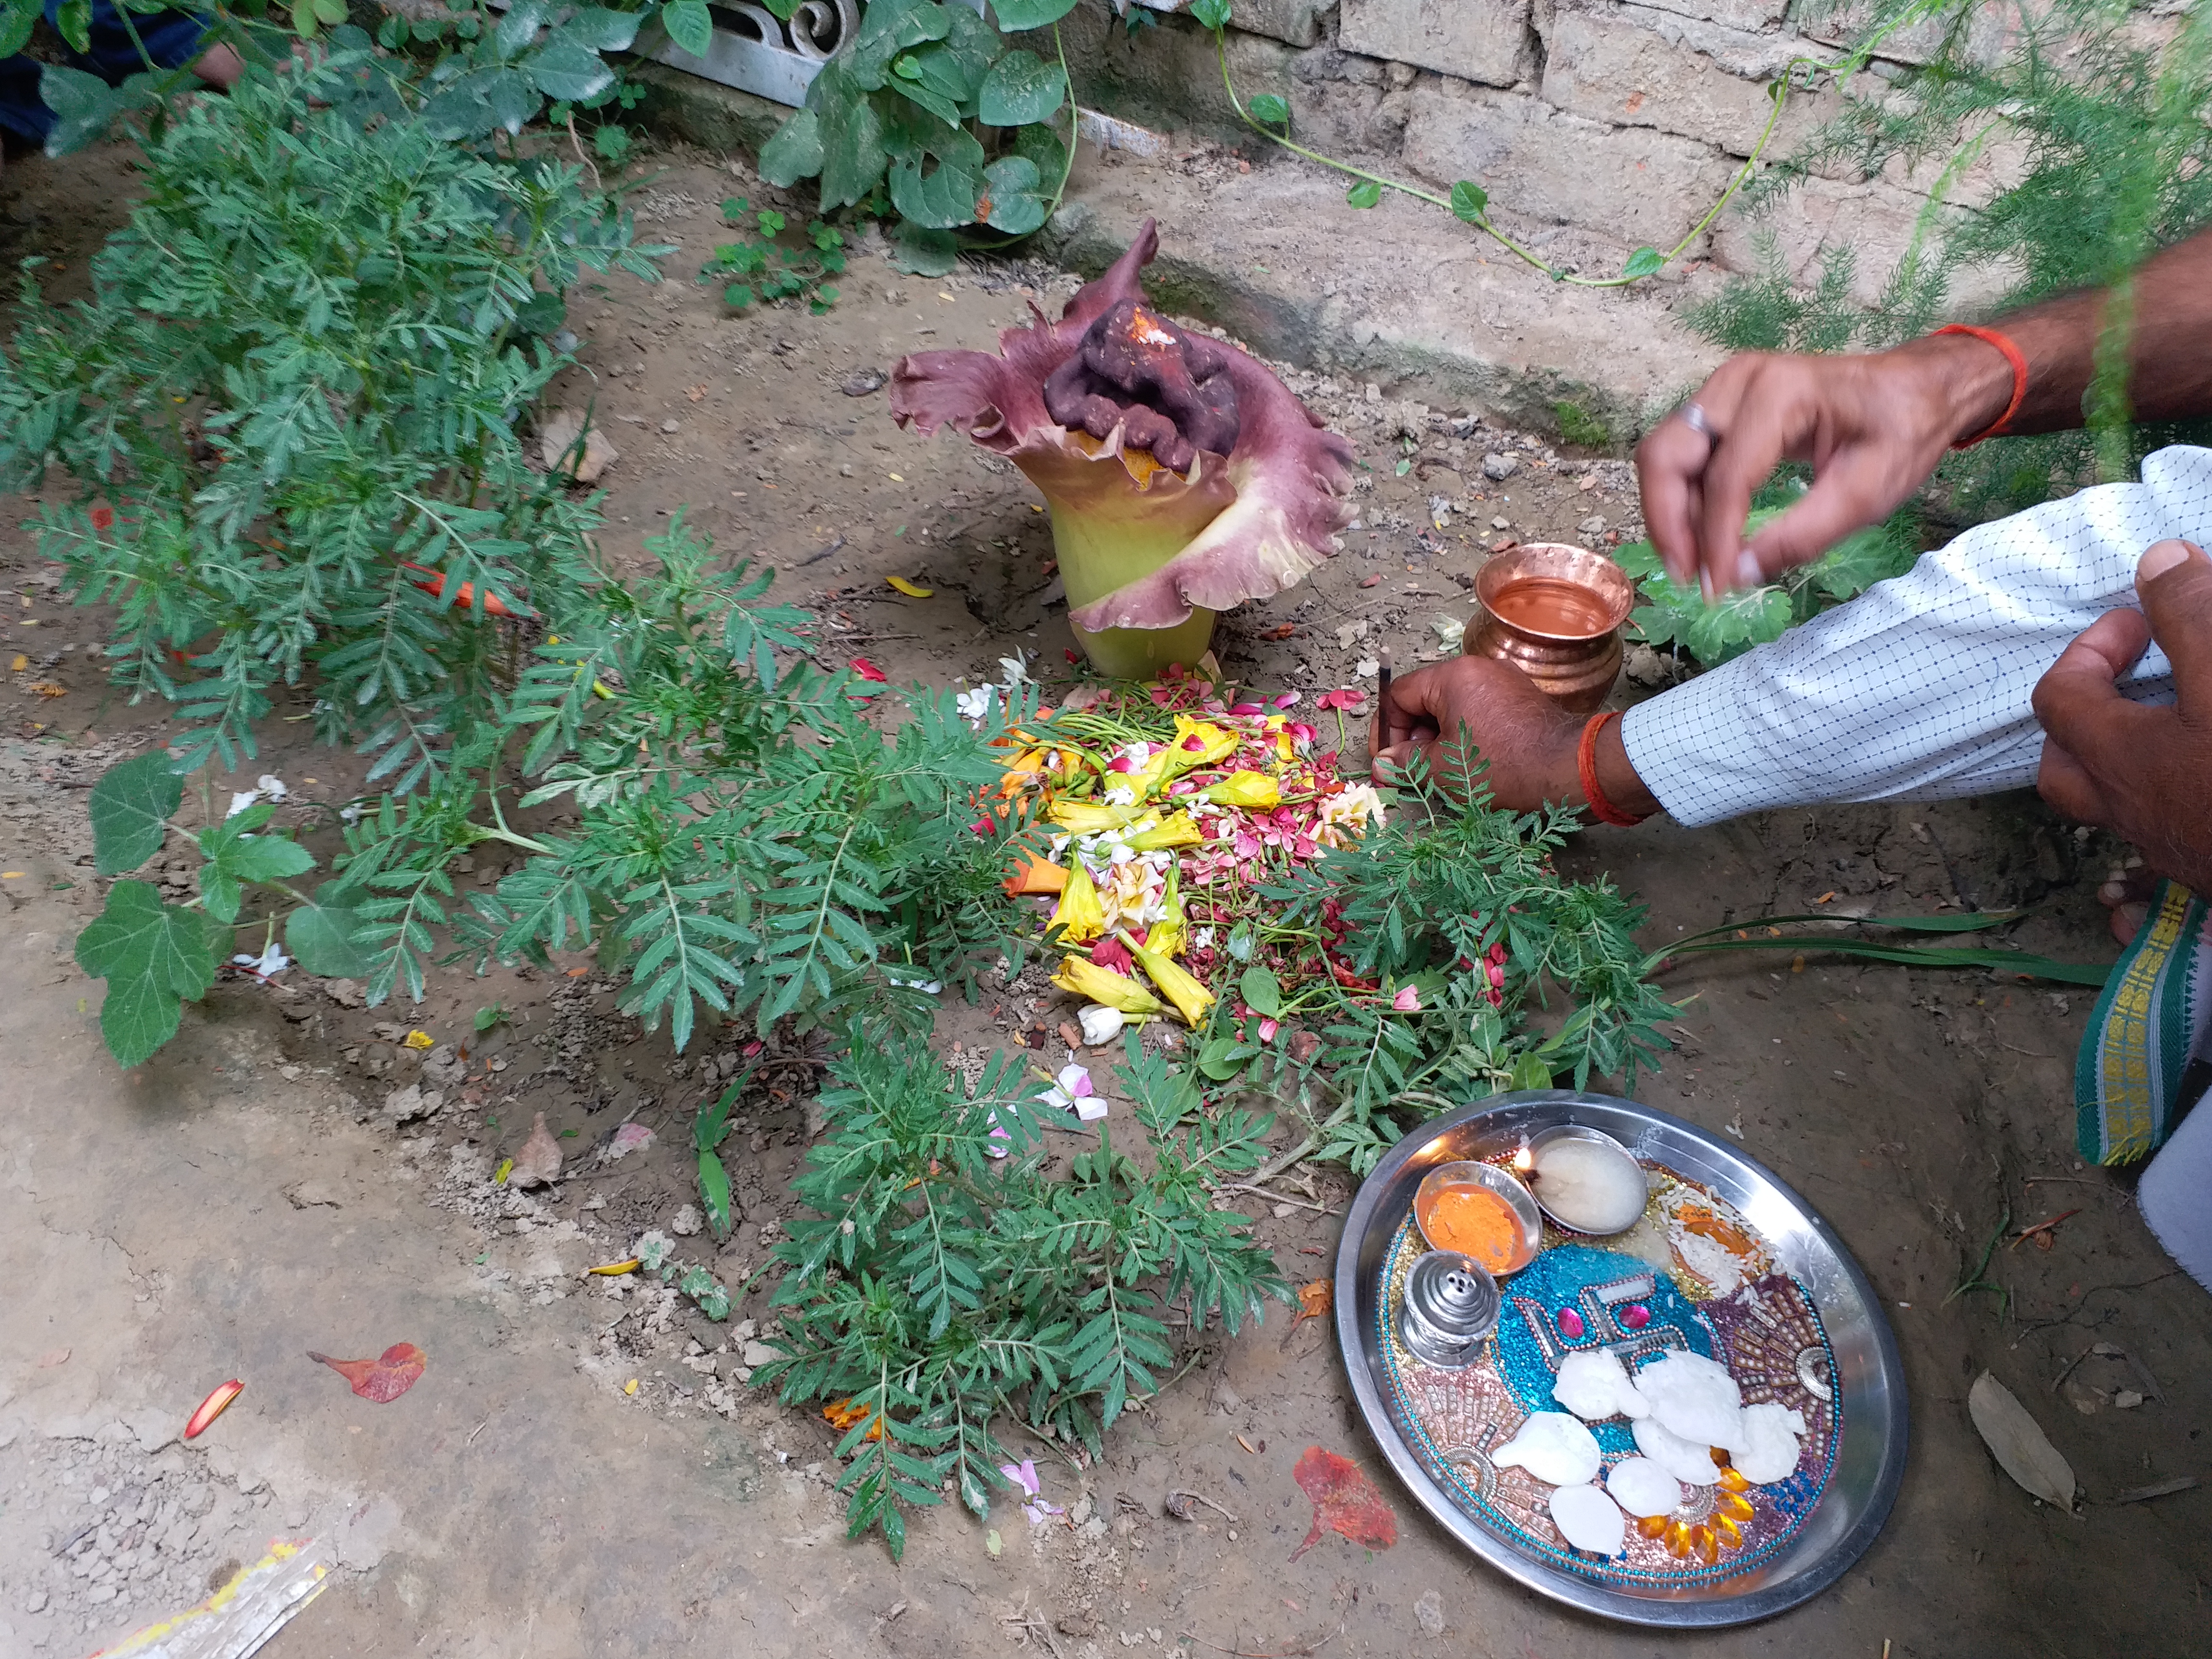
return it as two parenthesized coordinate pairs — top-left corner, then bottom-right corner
(1635, 334), (2016, 599)
(1369, 657), (1660, 819)
(2033, 540), (2212, 894)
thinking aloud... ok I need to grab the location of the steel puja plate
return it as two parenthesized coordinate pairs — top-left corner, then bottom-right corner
(1333, 1091), (1908, 1627)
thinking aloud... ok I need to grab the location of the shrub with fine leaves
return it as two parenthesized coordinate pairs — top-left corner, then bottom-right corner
(757, 1028), (1289, 1555)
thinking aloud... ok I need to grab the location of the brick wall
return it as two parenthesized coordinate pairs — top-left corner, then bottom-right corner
(1064, 0), (2067, 302)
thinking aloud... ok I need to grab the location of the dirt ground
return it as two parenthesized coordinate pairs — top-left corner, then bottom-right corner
(2, 131), (2209, 1659)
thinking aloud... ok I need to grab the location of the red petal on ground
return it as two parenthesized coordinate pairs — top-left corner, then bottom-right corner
(1090, 938), (1134, 974)
(1289, 1446), (1397, 1560)
(307, 1342), (427, 1403)
(848, 656), (889, 683)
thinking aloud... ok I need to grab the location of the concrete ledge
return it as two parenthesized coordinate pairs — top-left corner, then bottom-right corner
(1035, 148), (1721, 444)
(632, 64), (1723, 447)
(626, 60), (796, 157)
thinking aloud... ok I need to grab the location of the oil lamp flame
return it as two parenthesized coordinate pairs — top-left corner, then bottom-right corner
(1512, 1140), (1533, 1174)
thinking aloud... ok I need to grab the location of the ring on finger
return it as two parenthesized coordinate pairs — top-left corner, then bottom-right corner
(1677, 402), (1716, 442)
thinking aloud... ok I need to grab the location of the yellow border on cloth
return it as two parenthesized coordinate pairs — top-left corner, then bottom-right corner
(92, 1537), (329, 1658)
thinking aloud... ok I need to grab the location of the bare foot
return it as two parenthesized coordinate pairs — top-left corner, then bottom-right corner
(2099, 866), (2159, 947)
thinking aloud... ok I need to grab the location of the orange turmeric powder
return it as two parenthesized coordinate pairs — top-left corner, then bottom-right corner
(1417, 1182), (1524, 1275)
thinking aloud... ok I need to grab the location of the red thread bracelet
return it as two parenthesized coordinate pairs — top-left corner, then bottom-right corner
(1932, 323), (2028, 448)
(1577, 711), (1649, 827)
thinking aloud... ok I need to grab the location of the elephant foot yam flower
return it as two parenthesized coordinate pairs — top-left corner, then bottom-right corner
(892, 219), (1354, 678)
(1043, 299), (1239, 475)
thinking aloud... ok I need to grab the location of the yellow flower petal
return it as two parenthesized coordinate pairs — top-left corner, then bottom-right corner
(403, 1030), (434, 1050)
(1170, 715), (1239, 767)
(1197, 770), (1280, 808)
(1051, 955), (1166, 1015)
(887, 575), (934, 598)
(1122, 931), (1214, 1026)
(1123, 811), (1203, 851)
(1149, 872), (1188, 960)
(1050, 801), (1145, 834)
(1049, 860), (1106, 944)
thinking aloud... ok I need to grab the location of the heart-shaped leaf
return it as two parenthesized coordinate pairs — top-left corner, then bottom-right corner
(76, 879), (226, 1067)
(1239, 963), (1283, 1019)
(980, 48), (1065, 127)
(661, 0), (714, 57)
(759, 106), (824, 186)
(522, 40), (614, 103)
(90, 752), (183, 876)
(992, 0), (1082, 26)
(982, 155), (1049, 234)
(287, 882), (373, 978)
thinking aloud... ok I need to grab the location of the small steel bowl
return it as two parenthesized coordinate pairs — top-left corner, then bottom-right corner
(1413, 1159), (1543, 1274)
(1523, 1123), (1647, 1237)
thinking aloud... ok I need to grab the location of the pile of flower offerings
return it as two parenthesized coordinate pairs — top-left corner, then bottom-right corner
(989, 663), (1501, 1043)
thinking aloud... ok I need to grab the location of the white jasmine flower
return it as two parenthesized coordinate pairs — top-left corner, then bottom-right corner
(231, 941), (291, 980)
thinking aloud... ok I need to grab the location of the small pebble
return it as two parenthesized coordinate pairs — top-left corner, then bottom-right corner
(1414, 1589), (1444, 1635)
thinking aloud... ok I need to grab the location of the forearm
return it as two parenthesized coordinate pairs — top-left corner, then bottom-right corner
(1622, 446), (2212, 826)
(1949, 227), (2212, 439)
(1592, 722), (1660, 822)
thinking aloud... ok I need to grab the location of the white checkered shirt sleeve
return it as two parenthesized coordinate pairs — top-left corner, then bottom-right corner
(1621, 445), (2212, 828)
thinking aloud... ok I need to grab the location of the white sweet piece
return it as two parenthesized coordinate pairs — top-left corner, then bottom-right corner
(1604, 1456), (1683, 1518)
(1635, 1351), (1743, 1449)
(1632, 1415), (1723, 1485)
(1551, 1348), (1651, 1421)
(1548, 1484), (1626, 1555)
(1732, 1401), (1809, 1484)
(1491, 1412), (1602, 1488)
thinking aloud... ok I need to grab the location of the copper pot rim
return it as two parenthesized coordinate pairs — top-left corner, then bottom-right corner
(1474, 542), (1635, 642)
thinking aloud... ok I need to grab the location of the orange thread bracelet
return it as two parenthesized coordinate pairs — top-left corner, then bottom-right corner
(1932, 323), (2028, 448)
(1577, 711), (1649, 827)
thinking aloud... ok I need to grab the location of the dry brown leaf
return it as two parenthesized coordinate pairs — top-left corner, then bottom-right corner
(27, 681), (66, 698)
(1969, 1370), (2075, 1509)
(508, 1111), (564, 1189)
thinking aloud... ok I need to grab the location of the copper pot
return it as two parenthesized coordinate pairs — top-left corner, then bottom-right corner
(1467, 542), (1635, 714)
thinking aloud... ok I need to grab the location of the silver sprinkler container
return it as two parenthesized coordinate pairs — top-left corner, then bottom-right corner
(1398, 1249), (1500, 1368)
